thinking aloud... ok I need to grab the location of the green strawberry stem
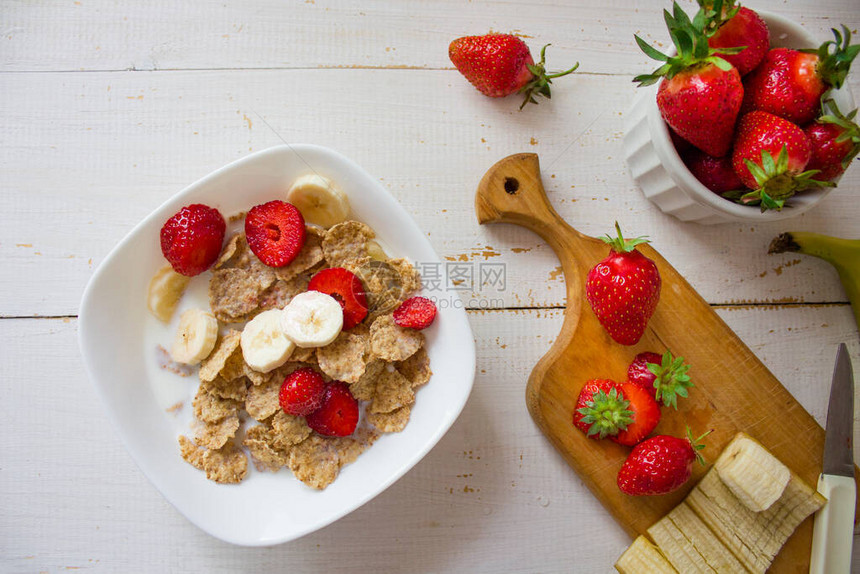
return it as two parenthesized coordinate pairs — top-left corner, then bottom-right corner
(600, 221), (650, 253)
(646, 350), (694, 410)
(519, 44), (579, 110)
(633, 1), (744, 87)
(802, 25), (860, 91)
(695, 0), (741, 37)
(686, 426), (713, 466)
(576, 388), (633, 439)
(820, 99), (860, 169)
(727, 146), (835, 212)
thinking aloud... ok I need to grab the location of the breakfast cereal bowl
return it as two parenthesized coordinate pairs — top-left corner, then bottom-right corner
(623, 11), (856, 224)
(78, 144), (477, 546)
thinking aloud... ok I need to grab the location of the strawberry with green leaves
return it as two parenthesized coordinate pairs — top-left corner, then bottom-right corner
(585, 223), (661, 346)
(728, 110), (833, 211)
(627, 350), (694, 409)
(697, 0), (769, 76)
(448, 34), (579, 109)
(742, 26), (859, 126)
(617, 428), (710, 496)
(634, 2), (745, 157)
(804, 100), (860, 181)
(573, 379), (661, 446)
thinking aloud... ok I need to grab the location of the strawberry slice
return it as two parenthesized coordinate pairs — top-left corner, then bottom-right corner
(393, 296), (437, 330)
(245, 200), (306, 267)
(306, 381), (359, 437)
(279, 367), (326, 416)
(308, 267), (368, 330)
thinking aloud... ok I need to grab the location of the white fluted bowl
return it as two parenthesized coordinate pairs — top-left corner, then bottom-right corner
(624, 11), (855, 224)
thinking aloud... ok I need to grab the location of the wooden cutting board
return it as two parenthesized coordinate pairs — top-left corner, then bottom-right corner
(474, 153), (849, 573)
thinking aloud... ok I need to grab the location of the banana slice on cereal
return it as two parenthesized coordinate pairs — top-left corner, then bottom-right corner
(147, 263), (190, 322)
(286, 174), (350, 229)
(171, 308), (219, 365)
(240, 309), (296, 373)
(281, 291), (343, 348)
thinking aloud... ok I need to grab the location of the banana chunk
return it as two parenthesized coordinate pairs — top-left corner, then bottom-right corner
(615, 535), (677, 574)
(147, 263), (190, 322)
(286, 174), (350, 229)
(715, 434), (790, 512)
(171, 308), (219, 365)
(240, 309), (296, 373)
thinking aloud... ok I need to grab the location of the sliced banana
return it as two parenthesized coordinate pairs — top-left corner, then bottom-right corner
(147, 263), (190, 323)
(715, 434), (790, 512)
(240, 309), (296, 373)
(171, 309), (219, 365)
(286, 173), (350, 228)
(281, 290), (343, 348)
(366, 239), (389, 261)
(615, 536), (677, 574)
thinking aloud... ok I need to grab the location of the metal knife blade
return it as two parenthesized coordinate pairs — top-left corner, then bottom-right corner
(822, 343), (855, 478)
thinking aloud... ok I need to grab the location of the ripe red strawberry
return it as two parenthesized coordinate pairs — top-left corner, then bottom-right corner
(729, 111), (832, 210)
(585, 223), (661, 346)
(610, 383), (662, 447)
(627, 351), (693, 409)
(804, 101), (860, 181)
(245, 200), (306, 267)
(279, 367), (327, 416)
(160, 204), (226, 277)
(573, 379), (629, 439)
(305, 381), (359, 437)
(448, 34), (579, 109)
(742, 27), (859, 125)
(682, 148), (745, 194)
(393, 296), (437, 330)
(617, 428), (709, 496)
(635, 3), (745, 157)
(308, 267), (368, 329)
(699, 2), (769, 76)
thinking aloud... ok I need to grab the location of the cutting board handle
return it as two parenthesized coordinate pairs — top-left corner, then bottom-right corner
(475, 153), (591, 266)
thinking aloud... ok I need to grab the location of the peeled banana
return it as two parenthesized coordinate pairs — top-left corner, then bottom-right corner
(769, 231), (860, 332)
(286, 174), (350, 229)
(171, 308), (219, 365)
(615, 536), (677, 574)
(147, 263), (190, 322)
(714, 434), (790, 512)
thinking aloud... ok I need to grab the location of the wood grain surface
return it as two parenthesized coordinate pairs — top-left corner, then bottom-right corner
(476, 153), (851, 572)
(2, 0), (860, 572)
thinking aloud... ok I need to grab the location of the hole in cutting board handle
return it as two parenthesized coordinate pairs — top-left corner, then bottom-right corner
(504, 177), (519, 194)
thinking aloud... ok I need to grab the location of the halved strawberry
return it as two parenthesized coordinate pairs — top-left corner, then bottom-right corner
(245, 200), (306, 267)
(308, 267), (369, 330)
(573, 379), (630, 439)
(279, 367), (326, 416)
(306, 381), (359, 437)
(610, 382), (662, 447)
(393, 296), (437, 330)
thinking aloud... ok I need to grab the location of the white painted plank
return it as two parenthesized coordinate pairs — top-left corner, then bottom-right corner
(2, 0), (857, 73)
(1, 308), (857, 571)
(1, 70), (858, 316)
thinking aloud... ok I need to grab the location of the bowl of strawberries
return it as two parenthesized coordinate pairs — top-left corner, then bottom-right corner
(624, 1), (858, 224)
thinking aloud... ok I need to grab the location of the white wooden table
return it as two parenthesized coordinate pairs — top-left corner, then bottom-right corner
(2, 1), (859, 571)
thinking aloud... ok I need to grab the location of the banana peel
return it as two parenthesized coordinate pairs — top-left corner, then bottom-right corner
(769, 231), (860, 333)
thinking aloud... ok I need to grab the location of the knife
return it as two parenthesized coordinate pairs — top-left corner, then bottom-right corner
(810, 343), (856, 574)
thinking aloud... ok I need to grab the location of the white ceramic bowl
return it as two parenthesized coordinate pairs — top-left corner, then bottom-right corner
(623, 11), (856, 224)
(78, 144), (476, 546)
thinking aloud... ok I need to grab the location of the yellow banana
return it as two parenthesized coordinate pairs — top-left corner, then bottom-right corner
(769, 231), (860, 331)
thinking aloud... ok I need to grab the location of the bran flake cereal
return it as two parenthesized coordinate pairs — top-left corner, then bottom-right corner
(370, 314), (424, 361)
(162, 204), (433, 488)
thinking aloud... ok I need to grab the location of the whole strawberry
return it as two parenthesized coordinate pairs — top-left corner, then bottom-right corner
(682, 148), (745, 194)
(742, 26), (859, 126)
(449, 34), (579, 109)
(804, 101), (860, 181)
(160, 204), (226, 277)
(729, 110), (832, 211)
(573, 379), (629, 439)
(634, 2), (745, 157)
(617, 428), (709, 496)
(627, 350), (694, 409)
(279, 367), (327, 416)
(698, 1), (769, 76)
(586, 222), (661, 346)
